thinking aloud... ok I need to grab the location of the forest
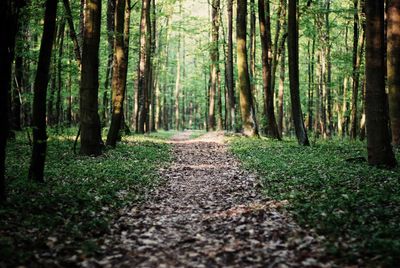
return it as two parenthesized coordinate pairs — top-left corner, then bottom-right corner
(1, 0), (400, 266)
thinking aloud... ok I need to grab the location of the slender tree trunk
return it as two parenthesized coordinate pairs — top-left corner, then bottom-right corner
(237, 0), (258, 137)
(56, 19), (66, 125)
(288, 0), (309, 145)
(259, 0), (280, 139)
(209, 0), (219, 131)
(150, 0), (156, 132)
(106, 0), (129, 147)
(66, 35), (73, 125)
(80, 0), (103, 156)
(0, 0), (24, 201)
(278, 40), (285, 136)
(365, 0), (396, 167)
(28, 0), (57, 181)
(325, 0), (333, 136)
(350, 0), (366, 139)
(250, 0), (256, 100)
(227, 0), (235, 131)
(63, 0), (82, 67)
(102, 0), (115, 125)
(388, 0), (400, 147)
(13, 55), (23, 131)
(137, 0), (151, 133)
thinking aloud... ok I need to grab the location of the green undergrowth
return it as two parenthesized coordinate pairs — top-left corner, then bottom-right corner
(1, 128), (172, 266)
(229, 137), (400, 267)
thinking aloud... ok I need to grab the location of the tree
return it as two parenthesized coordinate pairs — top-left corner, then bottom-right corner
(387, 0), (400, 147)
(288, 0), (309, 145)
(365, 0), (396, 167)
(208, 0), (220, 131)
(28, 0), (58, 182)
(350, 0), (365, 139)
(237, 0), (258, 137)
(0, 0), (25, 201)
(137, 0), (151, 133)
(258, 0), (281, 139)
(106, 0), (129, 147)
(226, 0), (235, 131)
(80, 0), (103, 155)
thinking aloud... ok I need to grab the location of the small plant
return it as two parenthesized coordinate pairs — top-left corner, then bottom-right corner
(230, 137), (400, 266)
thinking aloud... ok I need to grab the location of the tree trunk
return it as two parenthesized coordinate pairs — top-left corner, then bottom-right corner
(13, 54), (23, 131)
(227, 0), (235, 131)
(106, 0), (129, 147)
(137, 0), (151, 133)
(62, 0), (82, 67)
(250, 0), (256, 102)
(56, 19), (66, 125)
(0, 0), (24, 201)
(278, 39), (285, 136)
(288, 0), (309, 145)
(80, 0), (103, 156)
(28, 0), (58, 181)
(350, 0), (366, 139)
(388, 0), (400, 147)
(209, 0), (219, 131)
(365, 0), (396, 167)
(237, 0), (258, 137)
(258, 0), (280, 139)
(102, 0), (115, 125)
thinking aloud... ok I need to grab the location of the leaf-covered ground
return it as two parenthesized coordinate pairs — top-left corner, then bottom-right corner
(87, 131), (333, 267)
(0, 129), (173, 267)
(230, 137), (400, 267)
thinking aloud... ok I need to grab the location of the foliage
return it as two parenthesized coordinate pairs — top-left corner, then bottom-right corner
(230, 137), (400, 266)
(0, 129), (171, 266)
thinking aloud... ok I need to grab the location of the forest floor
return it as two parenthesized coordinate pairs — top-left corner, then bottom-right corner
(88, 131), (334, 267)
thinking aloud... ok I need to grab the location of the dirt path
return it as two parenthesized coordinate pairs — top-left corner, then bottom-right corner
(91, 131), (332, 267)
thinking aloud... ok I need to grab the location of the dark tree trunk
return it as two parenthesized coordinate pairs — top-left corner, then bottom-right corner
(13, 54), (23, 131)
(227, 0), (235, 131)
(0, 0), (24, 201)
(258, 0), (280, 139)
(137, 0), (151, 133)
(28, 0), (58, 182)
(237, 0), (258, 137)
(62, 0), (82, 66)
(365, 0), (396, 167)
(56, 19), (66, 125)
(80, 0), (103, 156)
(106, 0), (130, 147)
(388, 0), (400, 147)
(288, 0), (309, 145)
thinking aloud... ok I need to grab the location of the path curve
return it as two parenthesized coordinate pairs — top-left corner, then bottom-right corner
(90, 131), (332, 267)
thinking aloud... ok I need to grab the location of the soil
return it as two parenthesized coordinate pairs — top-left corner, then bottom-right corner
(87, 131), (333, 268)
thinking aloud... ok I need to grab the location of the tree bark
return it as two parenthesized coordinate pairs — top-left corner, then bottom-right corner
(106, 0), (129, 147)
(237, 0), (258, 137)
(388, 0), (400, 147)
(258, 0), (280, 139)
(0, 0), (24, 201)
(209, 0), (220, 131)
(28, 0), (58, 181)
(80, 0), (103, 156)
(365, 0), (396, 167)
(288, 0), (309, 145)
(227, 0), (235, 131)
(62, 0), (82, 67)
(350, 0), (365, 139)
(137, 0), (151, 133)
